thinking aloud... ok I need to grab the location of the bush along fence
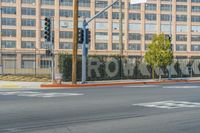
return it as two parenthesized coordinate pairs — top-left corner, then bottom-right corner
(58, 54), (200, 81)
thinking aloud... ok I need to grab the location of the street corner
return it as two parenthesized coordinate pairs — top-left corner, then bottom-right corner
(0, 83), (21, 89)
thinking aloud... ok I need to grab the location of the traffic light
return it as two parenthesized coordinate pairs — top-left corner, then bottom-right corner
(44, 17), (51, 42)
(86, 29), (91, 44)
(78, 28), (83, 44)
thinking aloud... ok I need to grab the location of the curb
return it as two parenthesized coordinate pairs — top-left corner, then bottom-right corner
(40, 79), (200, 88)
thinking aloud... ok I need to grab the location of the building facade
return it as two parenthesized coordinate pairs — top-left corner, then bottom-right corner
(0, 0), (200, 74)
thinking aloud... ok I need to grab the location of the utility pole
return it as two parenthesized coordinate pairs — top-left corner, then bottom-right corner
(72, 0), (79, 84)
(168, 0), (172, 80)
(119, 0), (123, 55)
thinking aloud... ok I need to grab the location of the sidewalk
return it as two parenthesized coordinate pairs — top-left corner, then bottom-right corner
(1, 77), (200, 90)
(41, 77), (200, 88)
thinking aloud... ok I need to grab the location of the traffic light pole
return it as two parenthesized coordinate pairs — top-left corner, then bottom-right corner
(81, 19), (87, 84)
(51, 17), (55, 83)
(81, 0), (120, 84)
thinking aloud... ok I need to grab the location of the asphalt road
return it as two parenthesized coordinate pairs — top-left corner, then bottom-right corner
(1, 82), (200, 133)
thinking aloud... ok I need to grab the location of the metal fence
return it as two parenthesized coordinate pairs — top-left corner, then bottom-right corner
(0, 51), (54, 77)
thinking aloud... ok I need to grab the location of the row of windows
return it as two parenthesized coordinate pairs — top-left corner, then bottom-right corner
(1, 0), (89, 7)
(2, 29), (200, 41)
(3, 6), (200, 17)
(3, 18), (200, 33)
(2, 40), (200, 52)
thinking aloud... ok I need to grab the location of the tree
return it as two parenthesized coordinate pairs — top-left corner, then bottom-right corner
(144, 33), (173, 80)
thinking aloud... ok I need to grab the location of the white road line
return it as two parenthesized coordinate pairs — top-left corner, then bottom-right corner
(133, 100), (200, 109)
(163, 86), (200, 89)
(125, 85), (158, 88)
(0, 91), (84, 98)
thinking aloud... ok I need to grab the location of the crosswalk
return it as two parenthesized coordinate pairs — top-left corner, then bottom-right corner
(133, 101), (200, 109)
(0, 91), (84, 98)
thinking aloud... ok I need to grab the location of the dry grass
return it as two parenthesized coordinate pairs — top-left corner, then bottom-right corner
(0, 75), (51, 82)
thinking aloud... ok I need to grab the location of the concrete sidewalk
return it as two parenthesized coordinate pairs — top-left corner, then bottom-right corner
(1, 77), (200, 90)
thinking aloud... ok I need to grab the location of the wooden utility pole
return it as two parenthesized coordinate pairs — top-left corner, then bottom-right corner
(72, 0), (78, 84)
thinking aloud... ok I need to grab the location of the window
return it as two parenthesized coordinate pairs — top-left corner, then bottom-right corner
(41, 0), (54, 5)
(191, 16), (200, 22)
(145, 14), (156, 21)
(191, 25), (200, 32)
(129, 3), (141, 10)
(60, 10), (73, 17)
(21, 19), (36, 26)
(112, 2), (124, 9)
(96, 32), (108, 40)
(161, 24), (171, 32)
(1, 29), (16, 37)
(78, 10), (90, 18)
(176, 15), (187, 22)
(21, 41), (35, 48)
(2, 0), (15, 3)
(96, 23), (108, 29)
(60, 0), (72, 6)
(176, 35), (187, 41)
(95, 11), (108, 19)
(112, 12), (124, 19)
(21, 0), (35, 4)
(95, 0), (108, 8)
(41, 9), (54, 16)
(129, 23), (141, 31)
(145, 4), (156, 10)
(78, 0), (90, 7)
(176, 44), (187, 51)
(40, 60), (51, 68)
(2, 41), (16, 48)
(191, 45), (200, 51)
(129, 33), (141, 40)
(192, 6), (200, 12)
(192, 0), (200, 3)
(59, 31), (72, 38)
(177, 0), (187, 2)
(2, 18), (16, 26)
(95, 43), (108, 50)
(176, 5), (187, 12)
(21, 8), (36, 16)
(128, 44), (141, 50)
(191, 35), (200, 41)
(60, 20), (73, 28)
(160, 4), (171, 11)
(59, 42), (72, 49)
(145, 24), (156, 32)
(145, 34), (154, 40)
(112, 33), (120, 40)
(112, 43), (119, 50)
(129, 13), (141, 20)
(21, 30), (36, 37)
(2, 7), (16, 14)
(176, 25), (187, 32)
(161, 14), (171, 21)
(21, 54), (35, 69)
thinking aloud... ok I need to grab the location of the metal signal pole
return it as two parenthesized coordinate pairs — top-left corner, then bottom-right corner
(72, 0), (79, 84)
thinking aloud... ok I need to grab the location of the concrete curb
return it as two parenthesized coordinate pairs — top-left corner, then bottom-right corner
(40, 79), (200, 88)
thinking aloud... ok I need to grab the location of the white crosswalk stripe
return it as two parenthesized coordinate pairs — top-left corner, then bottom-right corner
(0, 91), (84, 98)
(163, 86), (200, 89)
(133, 101), (200, 109)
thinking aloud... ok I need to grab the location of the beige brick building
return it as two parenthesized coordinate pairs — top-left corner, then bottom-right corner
(0, 0), (200, 74)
